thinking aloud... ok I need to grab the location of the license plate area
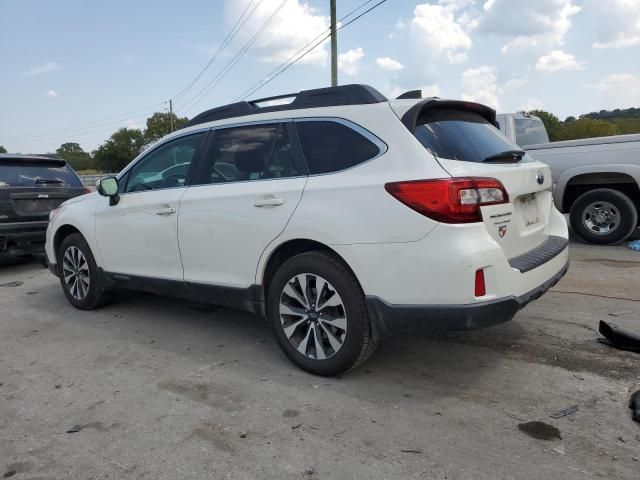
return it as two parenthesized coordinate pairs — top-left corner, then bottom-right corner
(519, 193), (540, 226)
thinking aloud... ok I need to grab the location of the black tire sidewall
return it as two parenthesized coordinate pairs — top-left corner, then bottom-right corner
(570, 189), (638, 245)
(57, 233), (108, 310)
(268, 252), (368, 376)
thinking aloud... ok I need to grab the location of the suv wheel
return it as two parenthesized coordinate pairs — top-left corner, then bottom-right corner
(58, 233), (112, 310)
(268, 251), (378, 376)
(569, 189), (638, 245)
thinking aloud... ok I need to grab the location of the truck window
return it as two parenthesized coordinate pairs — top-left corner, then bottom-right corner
(514, 118), (549, 146)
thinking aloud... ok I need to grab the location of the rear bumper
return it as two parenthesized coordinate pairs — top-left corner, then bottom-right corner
(366, 260), (569, 335)
(0, 221), (48, 252)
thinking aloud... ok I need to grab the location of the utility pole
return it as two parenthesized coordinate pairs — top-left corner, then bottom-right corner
(169, 99), (175, 132)
(330, 0), (337, 87)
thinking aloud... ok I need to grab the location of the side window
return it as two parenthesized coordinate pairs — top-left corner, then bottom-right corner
(201, 123), (299, 184)
(124, 132), (206, 193)
(296, 121), (380, 174)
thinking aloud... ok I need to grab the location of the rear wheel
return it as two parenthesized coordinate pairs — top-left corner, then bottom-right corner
(268, 251), (378, 376)
(569, 188), (638, 245)
(57, 233), (112, 310)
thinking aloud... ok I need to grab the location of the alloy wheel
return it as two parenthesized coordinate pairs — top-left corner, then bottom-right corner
(62, 246), (90, 301)
(279, 273), (347, 360)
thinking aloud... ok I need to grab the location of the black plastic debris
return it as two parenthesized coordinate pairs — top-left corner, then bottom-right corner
(550, 405), (579, 419)
(630, 390), (640, 423)
(598, 321), (640, 353)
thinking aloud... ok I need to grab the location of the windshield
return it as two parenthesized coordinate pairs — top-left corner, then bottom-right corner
(0, 161), (83, 188)
(414, 109), (524, 163)
(514, 118), (549, 146)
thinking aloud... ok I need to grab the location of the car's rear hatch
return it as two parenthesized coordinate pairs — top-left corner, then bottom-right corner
(0, 157), (86, 224)
(395, 100), (554, 259)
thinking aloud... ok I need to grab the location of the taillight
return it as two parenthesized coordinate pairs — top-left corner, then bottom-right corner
(384, 177), (509, 223)
(82, 187), (92, 195)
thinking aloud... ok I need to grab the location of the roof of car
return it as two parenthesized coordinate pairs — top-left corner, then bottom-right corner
(0, 154), (67, 166)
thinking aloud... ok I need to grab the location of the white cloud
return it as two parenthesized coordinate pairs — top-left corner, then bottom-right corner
(592, 73), (640, 108)
(586, 0), (640, 49)
(461, 65), (500, 109)
(504, 74), (529, 90)
(410, 3), (472, 64)
(24, 61), (60, 76)
(338, 48), (364, 76)
(376, 57), (404, 71)
(535, 50), (584, 72)
(226, 0), (329, 66)
(520, 98), (543, 111)
(46, 90), (58, 97)
(125, 119), (139, 130)
(479, 0), (580, 54)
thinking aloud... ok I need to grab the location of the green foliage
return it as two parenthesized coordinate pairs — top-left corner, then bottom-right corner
(528, 109), (629, 142)
(143, 112), (189, 146)
(0, 145), (7, 153)
(55, 142), (94, 170)
(92, 128), (145, 172)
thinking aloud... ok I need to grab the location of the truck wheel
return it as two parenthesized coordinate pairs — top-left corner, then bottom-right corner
(57, 233), (112, 310)
(268, 251), (378, 376)
(569, 188), (638, 245)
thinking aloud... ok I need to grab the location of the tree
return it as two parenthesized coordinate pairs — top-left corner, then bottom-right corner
(92, 128), (144, 172)
(0, 145), (7, 153)
(56, 142), (94, 171)
(528, 110), (564, 141)
(143, 112), (188, 145)
(561, 118), (618, 140)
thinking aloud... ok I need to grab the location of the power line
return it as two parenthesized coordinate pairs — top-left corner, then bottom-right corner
(172, 0), (262, 103)
(178, 0), (288, 116)
(3, 101), (167, 141)
(234, 0), (383, 102)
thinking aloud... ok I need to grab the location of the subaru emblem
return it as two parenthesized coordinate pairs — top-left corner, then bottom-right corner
(536, 171), (544, 185)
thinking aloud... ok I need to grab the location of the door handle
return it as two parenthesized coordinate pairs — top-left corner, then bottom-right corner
(254, 198), (284, 207)
(155, 207), (177, 216)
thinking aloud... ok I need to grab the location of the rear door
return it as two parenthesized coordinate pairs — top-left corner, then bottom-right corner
(178, 122), (307, 287)
(0, 158), (85, 224)
(410, 107), (553, 258)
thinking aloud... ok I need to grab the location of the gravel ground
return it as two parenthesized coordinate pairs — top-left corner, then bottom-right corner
(0, 243), (639, 479)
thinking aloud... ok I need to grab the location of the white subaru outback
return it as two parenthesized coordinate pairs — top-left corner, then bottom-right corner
(46, 84), (569, 376)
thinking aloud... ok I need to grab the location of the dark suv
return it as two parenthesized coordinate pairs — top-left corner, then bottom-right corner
(0, 154), (86, 256)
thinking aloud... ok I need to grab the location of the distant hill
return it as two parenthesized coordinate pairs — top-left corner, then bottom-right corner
(581, 108), (640, 135)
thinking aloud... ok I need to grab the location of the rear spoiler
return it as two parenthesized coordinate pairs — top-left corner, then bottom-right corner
(400, 99), (498, 132)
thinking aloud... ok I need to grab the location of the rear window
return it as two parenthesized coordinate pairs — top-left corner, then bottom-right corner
(514, 118), (549, 146)
(0, 161), (82, 188)
(414, 109), (522, 163)
(296, 120), (380, 174)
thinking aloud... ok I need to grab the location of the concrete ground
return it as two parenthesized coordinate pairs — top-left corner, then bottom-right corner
(0, 243), (638, 480)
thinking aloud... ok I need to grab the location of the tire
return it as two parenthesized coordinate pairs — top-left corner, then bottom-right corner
(268, 250), (378, 376)
(57, 233), (112, 310)
(569, 189), (638, 245)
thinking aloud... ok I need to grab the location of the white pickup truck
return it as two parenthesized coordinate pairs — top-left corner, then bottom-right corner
(497, 112), (640, 244)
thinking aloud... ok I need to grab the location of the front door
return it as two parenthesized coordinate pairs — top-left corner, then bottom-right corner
(178, 122), (307, 287)
(94, 131), (207, 280)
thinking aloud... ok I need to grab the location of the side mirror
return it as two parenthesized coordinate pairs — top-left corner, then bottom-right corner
(97, 177), (120, 205)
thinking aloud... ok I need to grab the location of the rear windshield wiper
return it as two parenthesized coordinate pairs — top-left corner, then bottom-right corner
(483, 150), (525, 163)
(35, 178), (64, 184)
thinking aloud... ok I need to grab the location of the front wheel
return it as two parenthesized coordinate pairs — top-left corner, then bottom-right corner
(268, 251), (378, 376)
(569, 189), (638, 245)
(57, 233), (112, 310)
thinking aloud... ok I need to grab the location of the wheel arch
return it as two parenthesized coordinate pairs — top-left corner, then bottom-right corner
(556, 165), (640, 213)
(258, 238), (359, 303)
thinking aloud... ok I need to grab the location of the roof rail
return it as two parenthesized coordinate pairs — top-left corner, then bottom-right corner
(185, 84), (387, 127)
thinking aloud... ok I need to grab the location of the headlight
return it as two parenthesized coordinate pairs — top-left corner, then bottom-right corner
(49, 207), (62, 222)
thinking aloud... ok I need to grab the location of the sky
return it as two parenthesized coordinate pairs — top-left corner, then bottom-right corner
(1, 0), (640, 154)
